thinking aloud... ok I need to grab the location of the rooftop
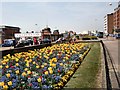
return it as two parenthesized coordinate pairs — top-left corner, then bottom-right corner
(0, 25), (20, 29)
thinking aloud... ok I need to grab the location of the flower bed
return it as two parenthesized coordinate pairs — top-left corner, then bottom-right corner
(0, 43), (90, 89)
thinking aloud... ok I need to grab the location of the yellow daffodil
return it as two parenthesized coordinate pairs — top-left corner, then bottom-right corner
(27, 70), (31, 75)
(3, 62), (6, 65)
(0, 65), (2, 69)
(24, 68), (28, 71)
(22, 72), (26, 76)
(6, 54), (10, 58)
(5, 65), (9, 69)
(41, 65), (44, 68)
(48, 67), (52, 70)
(52, 58), (57, 62)
(36, 65), (39, 68)
(26, 62), (29, 67)
(6, 73), (10, 78)
(65, 57), (69, 60)
(44, 56), (49, 59)
(54, 59), (57, 62)
(45, 71), (48, 75)
(37, 78), (41, 82)
(4, 59), (9, 62)
(60, 63), (63, 66)
(62, 77), (67, 82)
(15, 58), (19, 62)
(47, 54), (50, 56)
(49, 52), (52, 55)
(3, 56), (7, 59)
(51, 63), (56, 67)
(44, 63), (47, 66)
(0, 82), (4, 86)
(49, 59), (52, 62)
(29, 59), (32, 63)
(3, 85), (8, 89)
(58, 81), (64, 87)
(15, 70), (19, 74)
(39, 56), (42, 58)
(8, 81), (12, 86)
(16, 63), (19, 66)
(33, 61), (36, 64)
(25, 59), (28, 62)
(49, 69), (53, 74)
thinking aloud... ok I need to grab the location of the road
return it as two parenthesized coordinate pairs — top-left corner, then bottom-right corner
(102, 38), (120, 88)
(0, 47), (14, 51)
(102, 38), (119, 73)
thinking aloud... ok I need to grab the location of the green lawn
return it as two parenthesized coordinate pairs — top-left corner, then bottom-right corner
(64, 42), (101, 88)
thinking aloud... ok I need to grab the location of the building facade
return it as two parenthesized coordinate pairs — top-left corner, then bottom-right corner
(51, 30), (63, 41)
(0, 25), (20, 44)
(41, 26), (51, 40)
(104, 13), (114, 35)
(113, 1), (120, 34)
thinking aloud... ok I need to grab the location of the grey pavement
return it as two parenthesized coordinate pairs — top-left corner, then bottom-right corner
(0, 46), (14, 51)
(101, 37), (120, 88)
(102, 38), (119, 73)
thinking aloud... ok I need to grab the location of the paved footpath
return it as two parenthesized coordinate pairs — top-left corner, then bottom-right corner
(102, 39), (119, 74)
(0, 47), (14, 51)
(102, 38), (120, 88)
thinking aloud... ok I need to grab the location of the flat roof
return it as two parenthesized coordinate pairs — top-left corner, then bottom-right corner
(0, 25), (20, 29)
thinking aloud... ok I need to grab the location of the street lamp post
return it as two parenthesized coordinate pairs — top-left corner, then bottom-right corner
(35, 24), (38, 33)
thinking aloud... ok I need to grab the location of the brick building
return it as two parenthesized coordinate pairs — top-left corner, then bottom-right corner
(51, 30), (63, 41)
(41, 26), (51, 40)
(113, 1), (120, 34)
(104, 13), (114, 35)
(0, 25), (20, 44)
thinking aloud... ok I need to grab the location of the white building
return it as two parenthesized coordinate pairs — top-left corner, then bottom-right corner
(104, 15), (108, 35)
(15, 33), (41, 38)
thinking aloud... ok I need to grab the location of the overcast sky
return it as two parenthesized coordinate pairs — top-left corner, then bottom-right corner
(1, 1), (119, 34)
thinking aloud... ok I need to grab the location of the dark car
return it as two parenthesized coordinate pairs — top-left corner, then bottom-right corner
(2, 39), (14, 47)
(96, 32), (103, 38)
(16, 40), (30, 47)
(115, 34), (120, 39)
(55, 38), (62, 43)
(40, 39), (51, 44)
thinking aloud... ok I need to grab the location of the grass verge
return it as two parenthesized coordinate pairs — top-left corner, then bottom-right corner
(64, 42), (101, 88)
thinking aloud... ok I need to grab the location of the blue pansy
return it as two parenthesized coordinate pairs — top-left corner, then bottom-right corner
(10, 73), (15, 78)
(12, 82), (17, 88)
(55, 76), (61, 82)
(42, 85), (48, 89)
(12, 79), (17, 83)
(0, 76), (7, 82)
(42, 78), (47, 84)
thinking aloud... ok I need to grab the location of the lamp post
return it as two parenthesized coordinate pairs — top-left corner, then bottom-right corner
(35, 24), (38, 33)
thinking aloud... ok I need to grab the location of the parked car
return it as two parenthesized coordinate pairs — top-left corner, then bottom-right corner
(96, 32), (103, 38)
(16, 40), (30, 47)
(55, 38), (62, 43)
(115, 34), (120, 39)
(2, 39), (14, 47)
(40, 38), (51, 44)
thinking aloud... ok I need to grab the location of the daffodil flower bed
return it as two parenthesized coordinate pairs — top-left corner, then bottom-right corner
(0, 43), (90, 89)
